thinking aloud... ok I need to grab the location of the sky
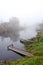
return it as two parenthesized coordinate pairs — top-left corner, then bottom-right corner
(0, 0), (43, 26)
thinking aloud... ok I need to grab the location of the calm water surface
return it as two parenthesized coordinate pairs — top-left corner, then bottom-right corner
(0, 26), (37, 61)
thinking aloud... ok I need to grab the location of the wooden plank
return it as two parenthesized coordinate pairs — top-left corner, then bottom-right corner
(8, 45), (33, 57)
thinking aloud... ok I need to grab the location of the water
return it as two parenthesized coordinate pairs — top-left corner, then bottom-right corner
(20, 26), (37, 40)
(0, 26), (37, 61)
(0, 37), (25, 61)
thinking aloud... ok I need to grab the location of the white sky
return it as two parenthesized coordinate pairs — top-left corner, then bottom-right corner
(0, 0), (43, 26)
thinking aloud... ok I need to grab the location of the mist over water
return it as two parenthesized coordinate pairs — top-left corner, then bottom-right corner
(0, 0), (43, 61)
(0, 17), (37, 42)
(0, 17), (20, 41)
(0, 17), (26, 60)
(0, 17), (41, 60)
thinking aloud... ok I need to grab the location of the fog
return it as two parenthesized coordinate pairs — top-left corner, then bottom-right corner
(0, 0), (43, 41)
(0, 17), (20, 41)
(0, 0), (43, 26)
(0, 0), (43, 61)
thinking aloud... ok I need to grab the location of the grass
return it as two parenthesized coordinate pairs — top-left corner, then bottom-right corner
(3, 56), (43, 65)
(25, 42), (43, 56)
(3, 32), (43, 65)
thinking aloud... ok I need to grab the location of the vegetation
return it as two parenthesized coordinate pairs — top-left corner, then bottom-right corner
(2, 31), (43, 65)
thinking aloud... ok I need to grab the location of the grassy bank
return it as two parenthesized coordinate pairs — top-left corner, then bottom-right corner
(3, 32), (43, 65)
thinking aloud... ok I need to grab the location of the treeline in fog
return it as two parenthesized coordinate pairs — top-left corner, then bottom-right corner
(0, 17), (20, 41)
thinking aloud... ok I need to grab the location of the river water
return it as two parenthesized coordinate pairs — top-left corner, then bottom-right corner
(0, 26), (37, 61)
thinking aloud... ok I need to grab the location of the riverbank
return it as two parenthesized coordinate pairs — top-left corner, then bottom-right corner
(1, 32), (43, 65)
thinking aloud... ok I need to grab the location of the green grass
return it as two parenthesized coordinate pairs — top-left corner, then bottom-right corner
(25, 42), (43, 56)
(3, 32), (43, 65)
(3, 56), (43, 65)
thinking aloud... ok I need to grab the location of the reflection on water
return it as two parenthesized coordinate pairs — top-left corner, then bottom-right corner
(0, 37), (25, 61)
(20, 27), (37, 40)
(0, 26), (37, 61)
